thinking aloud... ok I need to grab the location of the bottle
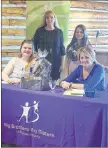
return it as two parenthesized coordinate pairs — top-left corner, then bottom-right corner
(29, 67), (34, 79)
(20, 68), (25, 88)
(21, 68), (25, 77)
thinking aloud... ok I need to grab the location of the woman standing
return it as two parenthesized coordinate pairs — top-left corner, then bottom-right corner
(65, 24), (92, 77)
(32, 10), (65, 80)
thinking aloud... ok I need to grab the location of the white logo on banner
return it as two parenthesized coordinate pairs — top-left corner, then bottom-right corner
(18, 101), (39, 123)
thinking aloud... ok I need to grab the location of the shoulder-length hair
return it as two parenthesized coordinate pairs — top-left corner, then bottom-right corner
(67, 24), (90, 49)
(77, 46), (97, 63)
(18, 39), (35, 62)
(40, 10), (59, 28)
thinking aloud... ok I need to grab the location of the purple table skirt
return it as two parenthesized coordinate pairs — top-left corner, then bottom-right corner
(2, 84), (108, 147)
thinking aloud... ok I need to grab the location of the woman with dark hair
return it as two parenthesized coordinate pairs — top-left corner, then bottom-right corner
(65, 24), (92, 76)
(32, 10), (65, 80)
(2, 39), (35, 84)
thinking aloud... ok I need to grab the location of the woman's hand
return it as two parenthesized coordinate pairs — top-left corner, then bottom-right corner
(7, 78), (20, 84)
(60, 81), (71, 90)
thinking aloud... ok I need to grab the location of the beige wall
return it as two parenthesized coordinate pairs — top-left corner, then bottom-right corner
(96, 52), (108, 66)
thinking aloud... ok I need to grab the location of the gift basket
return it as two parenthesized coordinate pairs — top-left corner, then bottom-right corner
(20, 49), (52, 91)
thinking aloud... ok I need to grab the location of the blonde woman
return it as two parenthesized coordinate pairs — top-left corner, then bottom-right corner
(32, 10), (65, 80)
(2, 40), (35, 84)
(61, 46), (105, 97)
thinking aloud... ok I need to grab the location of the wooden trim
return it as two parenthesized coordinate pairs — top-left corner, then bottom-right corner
(2, 19), (9, 25)
(2, 19), (26, 26)
(70, 11), (108, 19)
(2, 0), (26, 4)
(2, 52), (20, 57)
(9, 19), (26, 26)
(2, 49), (20, 53)
(2, 13), (26, 17)
(70, 1), (108, 11)
(9, 0), (26, 4)
(2, 39), (23, 46)
(2, 7), (26, 16)
(2, 28), (26, 36)
(69, 22), (108, 29)
(2, 1), (9, 4)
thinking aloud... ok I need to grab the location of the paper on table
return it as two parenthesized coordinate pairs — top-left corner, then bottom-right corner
(63, 89), (85, 96)
(2, 81), (8, 84)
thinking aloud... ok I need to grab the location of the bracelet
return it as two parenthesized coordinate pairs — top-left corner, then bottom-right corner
(70, 82), (73, 88)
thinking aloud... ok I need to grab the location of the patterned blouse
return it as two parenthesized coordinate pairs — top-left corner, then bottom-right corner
(66, 42), (92, 61)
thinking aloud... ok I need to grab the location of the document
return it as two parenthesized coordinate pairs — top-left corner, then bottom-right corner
(2, 81), (8, 84)
(63, 89), (85, 96)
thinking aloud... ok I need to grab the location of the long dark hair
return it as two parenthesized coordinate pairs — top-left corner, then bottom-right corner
(67, 24), (90, 49)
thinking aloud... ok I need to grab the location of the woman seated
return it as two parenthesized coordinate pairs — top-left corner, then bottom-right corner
(2, 39), (36, 84)
(61, 46), (105, 97)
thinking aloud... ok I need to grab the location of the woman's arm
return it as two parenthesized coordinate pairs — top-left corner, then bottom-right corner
(84, 65), (105, 91)
(71, 83), (84, 89)
(2, 57), (20, 84)
(61, 80), (84, 90)
(64, 56), (71, 77)
(2, 72), (11, 83)
(2, 58), (15, 83)
(64, 66), (79, 82)
(60, 56), (65, 72)
(71, 65), (104, 91)
(32, 28), (39, 52)
(60, 29), (65, 56)
(60, 66), (79, 89)
(59, 29), (65, 72)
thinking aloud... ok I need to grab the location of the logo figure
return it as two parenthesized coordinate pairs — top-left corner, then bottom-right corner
(33, 101), (39, 113)
(18, 101), (39, 123)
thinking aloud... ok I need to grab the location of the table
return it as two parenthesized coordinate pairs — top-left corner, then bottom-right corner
(2, 84), (108, 147)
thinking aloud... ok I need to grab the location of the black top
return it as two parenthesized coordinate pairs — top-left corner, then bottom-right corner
(32, 27), (65, 80)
